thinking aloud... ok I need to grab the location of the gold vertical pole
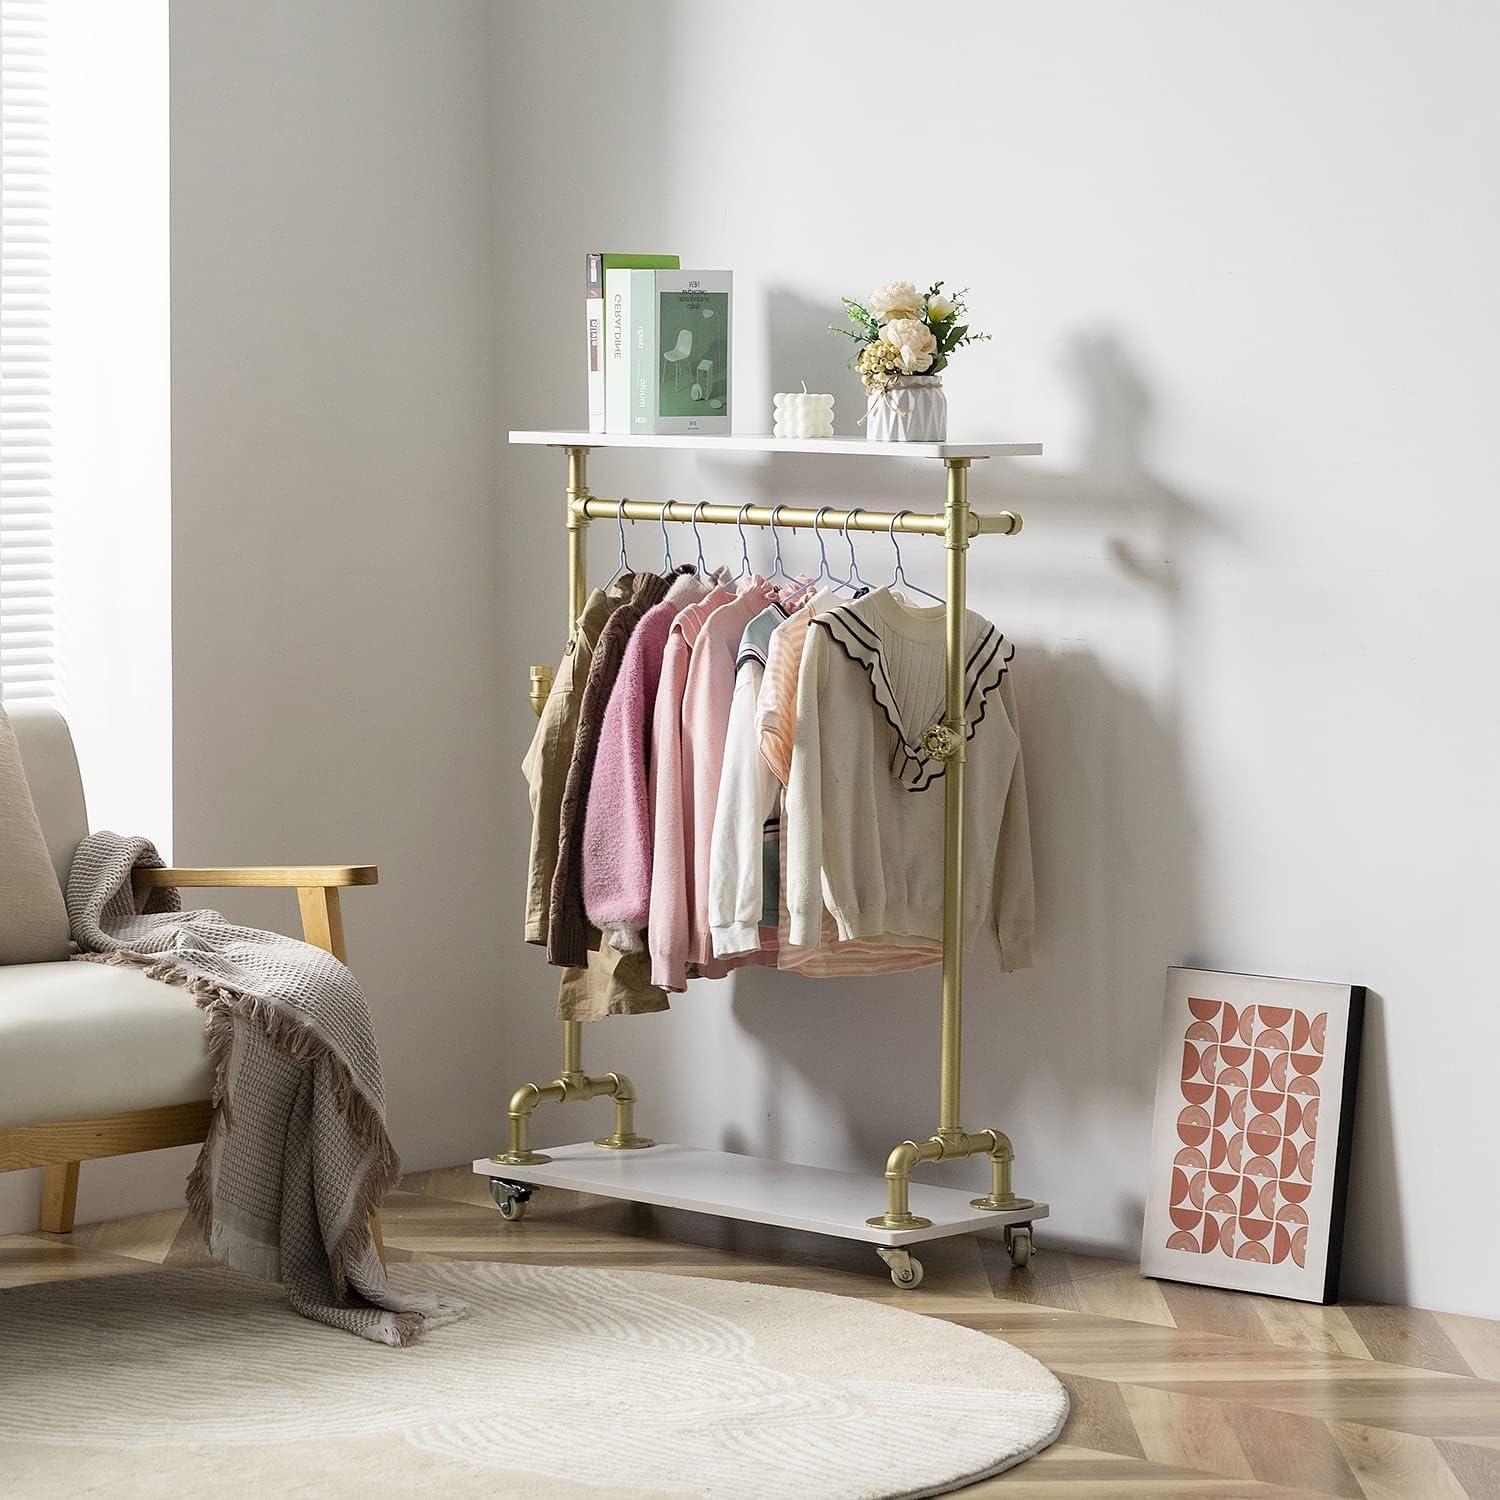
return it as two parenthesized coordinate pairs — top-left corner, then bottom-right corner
(562, 446), (590, 1083)
(938, 458), (969, 1142)
(565, 446), (590, 629)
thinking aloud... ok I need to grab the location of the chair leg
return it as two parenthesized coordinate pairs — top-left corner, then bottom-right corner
(39, 1162), (80, 1233)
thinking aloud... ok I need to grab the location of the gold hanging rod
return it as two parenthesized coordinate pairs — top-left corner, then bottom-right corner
(571, 496), (1023, 538)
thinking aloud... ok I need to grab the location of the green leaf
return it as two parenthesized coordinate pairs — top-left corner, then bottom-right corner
(934, 322), (966, 355)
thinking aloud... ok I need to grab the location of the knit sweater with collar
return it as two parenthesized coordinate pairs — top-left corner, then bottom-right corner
(784, 587), (1034, 968)
(547, 568), (683, 968)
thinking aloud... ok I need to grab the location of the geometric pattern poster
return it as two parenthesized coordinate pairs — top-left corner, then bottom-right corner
(1141, 968), (1364, 1303)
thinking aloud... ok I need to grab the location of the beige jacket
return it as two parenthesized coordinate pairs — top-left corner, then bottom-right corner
(522, 576), (669, 1019)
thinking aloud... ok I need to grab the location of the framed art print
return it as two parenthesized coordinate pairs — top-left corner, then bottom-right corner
(1140, 967), (1365, 1303)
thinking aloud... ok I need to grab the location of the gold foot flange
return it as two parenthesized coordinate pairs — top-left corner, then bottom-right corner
(865, 1212), (933, 1230)
(594, 1133), (656, 1150)
(970, 1193), (1035, 1212)
(491, 1151), (551, 1166)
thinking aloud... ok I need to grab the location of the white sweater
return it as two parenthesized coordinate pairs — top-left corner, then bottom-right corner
(785, 589), (1034, 968)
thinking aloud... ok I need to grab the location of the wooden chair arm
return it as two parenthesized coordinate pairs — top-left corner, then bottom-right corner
(130, 865), (377, 964)
(133, 865), (379, 889)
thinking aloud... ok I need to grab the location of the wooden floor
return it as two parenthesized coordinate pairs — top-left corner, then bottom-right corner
(4, 1168), (1499, 1498)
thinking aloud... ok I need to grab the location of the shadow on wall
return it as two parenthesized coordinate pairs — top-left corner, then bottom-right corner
(711, 328), (1249, 1259)
(765, 284), (866, 422)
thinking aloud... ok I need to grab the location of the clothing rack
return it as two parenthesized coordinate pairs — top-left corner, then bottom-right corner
(475, 432), (1048, 1286)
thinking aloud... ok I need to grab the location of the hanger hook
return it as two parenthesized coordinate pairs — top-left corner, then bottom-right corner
(813, 505), (835, 580)
(888, 509), (907, 581)
(841, 507), (868, 586)
(691, 501), (710, 574)
(605, 498), (631, 587)
(659, 500), (673, 570)
(769, 505), (787, 581)
(735, 503), (753, 579)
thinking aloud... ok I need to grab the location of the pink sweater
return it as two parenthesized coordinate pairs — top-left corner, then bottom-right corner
(583, 571), (713, 952)
(583, 597), (683, 951)
(646, 584), (734, 989)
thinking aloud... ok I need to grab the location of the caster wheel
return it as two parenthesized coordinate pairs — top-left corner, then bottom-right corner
(891, 1256), (924, 1289)
(876, 1247), (925, 1289)
(1005, 1224), (1033, 1268)
(488, 1178), (533, 1222)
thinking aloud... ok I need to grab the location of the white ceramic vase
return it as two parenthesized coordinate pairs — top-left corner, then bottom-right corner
(866, 375), (947, 443)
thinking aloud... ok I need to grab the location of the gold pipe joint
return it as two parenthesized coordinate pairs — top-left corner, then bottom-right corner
(867, 1128), (1033, 1228)
(970, 1128), (1036, 1213)
(529, 664), (554, 718)
(866, 1136), (945, 1230)
(491, 1070), (654, 1167)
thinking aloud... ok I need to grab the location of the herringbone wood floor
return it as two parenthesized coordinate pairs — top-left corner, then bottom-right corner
(4, 1167), (1498, 1498)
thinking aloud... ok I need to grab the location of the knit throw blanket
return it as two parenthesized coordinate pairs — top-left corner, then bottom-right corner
(65, 833), (465, 1346)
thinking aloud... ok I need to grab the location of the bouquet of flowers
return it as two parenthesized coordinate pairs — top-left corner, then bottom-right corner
(830, 281), (989, 395)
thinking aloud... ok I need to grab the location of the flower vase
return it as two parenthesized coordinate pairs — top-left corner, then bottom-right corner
(866, 375), (947, 443)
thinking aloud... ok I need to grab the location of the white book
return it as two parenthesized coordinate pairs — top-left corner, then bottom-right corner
(604, 269), (656, 435)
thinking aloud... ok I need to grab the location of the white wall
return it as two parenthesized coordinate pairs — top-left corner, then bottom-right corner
(53, 0), (506, 1230)
(492, 0), (1500, 1317)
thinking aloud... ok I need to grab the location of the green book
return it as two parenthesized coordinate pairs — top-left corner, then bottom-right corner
(654, 271), (732, 435)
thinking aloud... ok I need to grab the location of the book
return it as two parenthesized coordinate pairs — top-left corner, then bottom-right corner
(604, 268), (657, 435)
(586, 252), (678, 432)
(652, 271), (733, 435)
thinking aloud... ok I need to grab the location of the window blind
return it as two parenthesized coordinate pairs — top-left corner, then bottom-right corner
(0, 0), (56, 707)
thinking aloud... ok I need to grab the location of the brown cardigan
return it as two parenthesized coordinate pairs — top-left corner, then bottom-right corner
(547, 569), (680, 968)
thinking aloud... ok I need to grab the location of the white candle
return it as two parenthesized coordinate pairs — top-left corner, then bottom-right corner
(773, 389), (835, 439)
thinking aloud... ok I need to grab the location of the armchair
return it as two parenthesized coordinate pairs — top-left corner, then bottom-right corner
(0, 707), (382, 1253)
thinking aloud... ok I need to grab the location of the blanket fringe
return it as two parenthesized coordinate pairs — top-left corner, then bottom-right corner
(76, 948), (401, 1295)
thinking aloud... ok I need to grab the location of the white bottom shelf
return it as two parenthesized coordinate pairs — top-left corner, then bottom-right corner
(470, 1142), (1048, 1249)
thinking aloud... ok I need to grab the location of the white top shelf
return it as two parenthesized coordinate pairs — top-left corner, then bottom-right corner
(509, 430), (1042, 460)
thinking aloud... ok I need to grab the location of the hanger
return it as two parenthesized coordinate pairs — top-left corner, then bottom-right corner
(840, 507), (872, 593)
(658, 501), (674, 572)
(732, 504), (754, 580)
(812, 505), (856, 593)
(767, 506), (791, 585)
(887, 509), (943, 604)
(690, 501), (711, 576)
(603, 501), (635, 589)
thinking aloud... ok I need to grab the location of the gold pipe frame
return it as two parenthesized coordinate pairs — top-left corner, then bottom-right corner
(865, 457), (1034, 1229)
(509, 444), (1033, 1230)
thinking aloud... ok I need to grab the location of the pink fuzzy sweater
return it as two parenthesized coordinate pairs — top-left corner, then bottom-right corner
(583, 572), (712, 952)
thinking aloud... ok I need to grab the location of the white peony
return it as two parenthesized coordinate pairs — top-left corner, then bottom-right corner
(926, 292), (956, 322)
(867, 280), (924, 322)
(881, 316), (936, 373)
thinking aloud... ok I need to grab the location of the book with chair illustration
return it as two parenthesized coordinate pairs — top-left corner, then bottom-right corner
(654, 270), (732, 433)
(599, 257), (732, 435)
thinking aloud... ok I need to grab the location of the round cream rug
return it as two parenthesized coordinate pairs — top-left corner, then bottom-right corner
(0, 1262), (1068, 1498)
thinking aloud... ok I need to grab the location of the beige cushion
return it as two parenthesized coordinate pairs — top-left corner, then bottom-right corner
(0, 961), (213, 1130)
(8, 704), (89, 894)
(0, 707), (71, 964)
